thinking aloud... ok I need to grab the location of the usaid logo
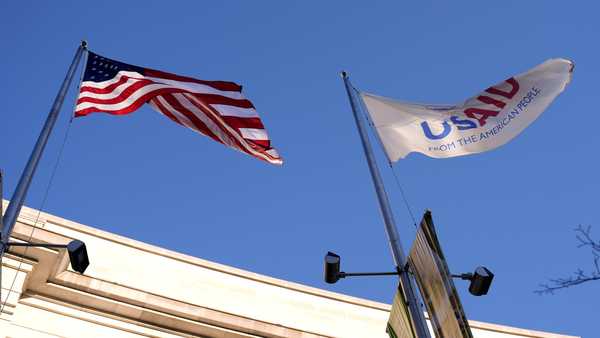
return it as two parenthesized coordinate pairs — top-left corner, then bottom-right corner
(421, 78), (520, 140)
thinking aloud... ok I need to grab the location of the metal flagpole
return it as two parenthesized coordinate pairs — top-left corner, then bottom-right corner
(0, 41), (87, 258)
(1, 169), (3, 304)
(341, 71), (431, 338)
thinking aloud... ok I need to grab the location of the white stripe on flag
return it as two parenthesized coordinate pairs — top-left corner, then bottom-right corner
(146, 76), (244, 100)
(239, 128), (269, 140)
(171, 93), (238, 149)
(211, 104), (259, 118)
(151, 97), (201, 135)
(182, 93), (273, 161)
(266, 149), (279, 157)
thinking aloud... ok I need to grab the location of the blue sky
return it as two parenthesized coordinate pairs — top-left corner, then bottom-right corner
(1, 1), (598, 337)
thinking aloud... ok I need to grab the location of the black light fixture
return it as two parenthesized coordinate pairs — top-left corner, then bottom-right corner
(323, 251), (400, 284)
(453, 266), (494, 296)
(67, 240), (89, 274)
(324, 251), (341, 284)
(6, 239), (90, 274)
(468, 266), (494, 296)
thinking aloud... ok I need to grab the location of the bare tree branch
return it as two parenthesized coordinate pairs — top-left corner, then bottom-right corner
(535, 225), (600, 295)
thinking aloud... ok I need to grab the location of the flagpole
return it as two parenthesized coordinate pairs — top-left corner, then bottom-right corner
(0, 41), (87, 257)
(341, 71), (431, 338)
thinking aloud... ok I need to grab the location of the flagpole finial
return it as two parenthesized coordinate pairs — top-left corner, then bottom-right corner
(81, 40), (88, 49)
(341, 71), (348, 79)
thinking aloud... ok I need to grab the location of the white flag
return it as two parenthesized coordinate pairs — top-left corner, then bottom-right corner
(361, 59), (573, 161)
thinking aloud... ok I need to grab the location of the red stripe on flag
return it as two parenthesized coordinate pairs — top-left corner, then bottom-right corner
(248, 139), (271, 149)
(189, 93), (255, 108)
(183, 93), (279, 162)
(149, 98), (184, 126)
(221, 116), (265, 130)
(76, 79), (155, 105)
(160, 94), (226, 145)
(152, 96), (222, 144)
(181, 93), (256, 155)
(75, 88), (182, 117)
(75, 100), (147, 117)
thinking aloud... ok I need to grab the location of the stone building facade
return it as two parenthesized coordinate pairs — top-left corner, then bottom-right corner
(0, 203), (578, 338)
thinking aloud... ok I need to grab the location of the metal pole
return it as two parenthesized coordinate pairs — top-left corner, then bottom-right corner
(1, 169), (3, 304)
(1, 169), (4, 232)
(340, 271), (400, 277)
(341, 71), (431, 338)
(0, 41), (87, 255)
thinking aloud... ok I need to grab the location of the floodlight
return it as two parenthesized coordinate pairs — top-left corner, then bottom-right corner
(468, 266), (494, 296)
(324, 251), (341, 284)
(67, 240), (89, 274)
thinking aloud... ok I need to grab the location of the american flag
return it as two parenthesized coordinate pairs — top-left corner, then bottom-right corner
(75, 51), (282, 165)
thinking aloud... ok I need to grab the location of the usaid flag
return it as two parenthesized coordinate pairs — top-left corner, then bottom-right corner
(361, 59), (573, 161)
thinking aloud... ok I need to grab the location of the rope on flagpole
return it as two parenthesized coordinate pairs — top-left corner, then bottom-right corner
(0, 118), (75, 314)
(387, 164), (418, 228)
(351, 85), (419, 229)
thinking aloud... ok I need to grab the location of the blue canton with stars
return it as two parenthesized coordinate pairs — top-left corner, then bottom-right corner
(83, 51), (145, 83)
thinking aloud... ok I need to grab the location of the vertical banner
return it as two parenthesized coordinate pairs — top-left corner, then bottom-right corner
(409, 211), (473, 338)
(386, 285), (416, 338)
